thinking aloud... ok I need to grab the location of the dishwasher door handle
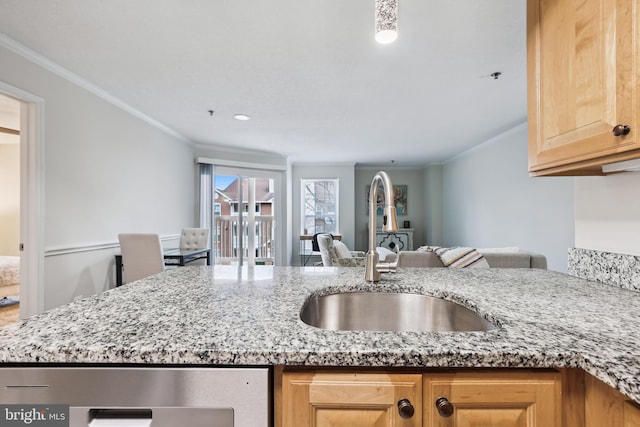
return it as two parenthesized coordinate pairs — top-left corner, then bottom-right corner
(89, 409), (152, 427)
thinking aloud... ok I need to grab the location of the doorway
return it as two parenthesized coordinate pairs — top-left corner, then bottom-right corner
(0, 82), (44, 321)
(0, 93), (21, 325)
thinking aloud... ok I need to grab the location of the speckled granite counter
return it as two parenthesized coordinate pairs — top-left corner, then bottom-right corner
(569, 247), (640, 292)
(0, 266), (639, 404)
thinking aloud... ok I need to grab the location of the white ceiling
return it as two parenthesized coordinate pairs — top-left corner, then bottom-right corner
(0, 0), (526, 166)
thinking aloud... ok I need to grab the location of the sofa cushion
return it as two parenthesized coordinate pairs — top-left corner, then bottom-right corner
(481, 251), (547, 269)
(398, 251), (444, 267)
(398, 248), (547, 269)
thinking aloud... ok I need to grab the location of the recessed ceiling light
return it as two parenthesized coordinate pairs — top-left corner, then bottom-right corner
(233, 114), (251, 121)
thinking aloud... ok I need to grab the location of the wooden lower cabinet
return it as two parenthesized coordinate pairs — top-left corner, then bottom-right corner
(585, 372), (640, 427)
(276, 368), (640, 427)
(278, 370), (422, 427)
(276, 369), (562, 427)
(625, 401), (640, 427)
(425, 371), (562, 427)
(585, 372), (625, 427)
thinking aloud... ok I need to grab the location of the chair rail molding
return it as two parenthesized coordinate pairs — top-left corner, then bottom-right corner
(45, 234), (182, 257)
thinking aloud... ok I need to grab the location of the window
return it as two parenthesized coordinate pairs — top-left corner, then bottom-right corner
(231, 202), (261, 215)
(301, 179), (339, 235)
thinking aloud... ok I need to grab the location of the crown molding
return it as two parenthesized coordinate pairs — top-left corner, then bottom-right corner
(0, 33), (192, 144)
(444, 119), (528, 164)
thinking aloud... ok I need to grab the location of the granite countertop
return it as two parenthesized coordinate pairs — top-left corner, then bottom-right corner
(0, 266), (639, 404)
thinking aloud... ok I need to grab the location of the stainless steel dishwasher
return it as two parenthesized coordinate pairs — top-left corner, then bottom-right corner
(0, 367), (269, 427)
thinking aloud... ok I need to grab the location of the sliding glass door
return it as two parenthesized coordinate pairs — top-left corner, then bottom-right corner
(211, 167), (277, 266)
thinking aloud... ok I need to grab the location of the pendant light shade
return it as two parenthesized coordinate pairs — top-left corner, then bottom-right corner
(375, 0), (398, 44)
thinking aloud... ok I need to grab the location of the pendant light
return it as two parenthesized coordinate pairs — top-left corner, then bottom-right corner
(375, 0), (398, 44)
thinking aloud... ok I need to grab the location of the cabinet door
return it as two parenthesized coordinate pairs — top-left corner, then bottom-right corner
(280, 372), (422, 427)
(425, 371), (561, 427)
(527, 0), (640, 175)
(625, 401), (640, 427)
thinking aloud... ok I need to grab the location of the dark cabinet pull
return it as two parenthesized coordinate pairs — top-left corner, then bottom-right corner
(612, 125), (631, 136)
(435, 397), (454, 417)
(397, 398), (415, 419)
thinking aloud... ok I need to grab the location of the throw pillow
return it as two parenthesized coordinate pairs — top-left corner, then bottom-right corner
(436, 247), (489, 268)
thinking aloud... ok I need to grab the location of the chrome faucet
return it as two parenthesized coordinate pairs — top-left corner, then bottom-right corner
(365, 171), (399, 283)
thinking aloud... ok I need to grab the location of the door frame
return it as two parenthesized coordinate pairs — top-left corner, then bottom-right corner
(0, 81), (45, 317)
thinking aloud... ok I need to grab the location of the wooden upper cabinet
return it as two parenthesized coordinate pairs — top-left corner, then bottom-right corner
(527, 0), (640, 176)
(425, 371), (562, 427)
(279, 371), (422, 427)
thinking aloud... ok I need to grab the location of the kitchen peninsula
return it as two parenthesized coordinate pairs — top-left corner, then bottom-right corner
(0, 266), (639, 425)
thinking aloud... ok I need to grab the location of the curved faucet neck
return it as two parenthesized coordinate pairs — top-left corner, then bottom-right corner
(366, 171), (399, 282)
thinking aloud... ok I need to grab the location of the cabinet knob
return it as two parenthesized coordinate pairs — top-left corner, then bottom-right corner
(435, 397), (454, 417)
(612, 125), (631, 136)
(397, 398), (415, 419)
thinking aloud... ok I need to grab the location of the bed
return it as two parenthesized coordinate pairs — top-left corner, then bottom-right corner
(0, 256), (20, 299)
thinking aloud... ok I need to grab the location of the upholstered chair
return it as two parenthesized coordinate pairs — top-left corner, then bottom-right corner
(179, 228), (211, 265)
(316, 233), (366, 267)
(118, 233), (164, 283)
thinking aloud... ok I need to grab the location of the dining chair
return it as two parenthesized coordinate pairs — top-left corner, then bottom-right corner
(117, 233), (164, 284)
(179, 228), (211, 265)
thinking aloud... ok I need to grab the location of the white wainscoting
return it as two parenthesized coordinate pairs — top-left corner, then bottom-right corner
(43, 235), (181, 310)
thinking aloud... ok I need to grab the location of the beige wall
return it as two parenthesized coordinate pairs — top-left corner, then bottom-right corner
(441, 123), (575, 272)
(355, 168), (428, 251)
(575, 171), (640, 256)
(0, 140), (19, 256)
(291, 163), (356, 265)
(1, 42), (196, 309)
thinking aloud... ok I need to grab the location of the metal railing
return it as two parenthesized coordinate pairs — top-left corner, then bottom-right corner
(213, 215), (275, 264)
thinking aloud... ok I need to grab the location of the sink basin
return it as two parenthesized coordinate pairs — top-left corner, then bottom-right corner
(300, 292), (497, 332)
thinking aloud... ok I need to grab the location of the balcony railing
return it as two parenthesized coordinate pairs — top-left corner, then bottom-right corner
(213, 215), (275, 265)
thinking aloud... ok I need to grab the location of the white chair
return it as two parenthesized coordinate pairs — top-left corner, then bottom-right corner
(316, 233), (366, 267)
(179, 228), (211, 265)
(118, 233), (164, 284)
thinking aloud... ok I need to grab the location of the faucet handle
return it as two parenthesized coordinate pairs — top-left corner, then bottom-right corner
(376, 260), (397, 274)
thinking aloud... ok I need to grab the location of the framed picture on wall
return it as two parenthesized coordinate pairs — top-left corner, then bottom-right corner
(366, 184), (407, 216)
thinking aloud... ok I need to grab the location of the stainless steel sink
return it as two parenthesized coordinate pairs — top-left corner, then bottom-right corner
(300, 292), (497, 332)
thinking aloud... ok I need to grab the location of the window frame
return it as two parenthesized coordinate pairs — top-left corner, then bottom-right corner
(300, 178), (339, 236)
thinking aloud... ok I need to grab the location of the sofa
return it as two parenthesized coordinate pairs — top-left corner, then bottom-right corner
(397, 248), (547, 269)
